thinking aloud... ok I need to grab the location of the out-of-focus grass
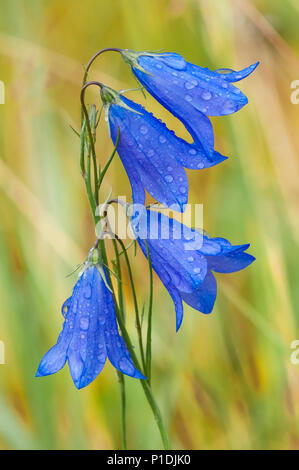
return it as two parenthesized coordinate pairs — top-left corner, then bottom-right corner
(0, 0), (298, 450)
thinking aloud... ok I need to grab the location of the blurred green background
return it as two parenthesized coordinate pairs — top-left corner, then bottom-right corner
(0, 0), (299, 450)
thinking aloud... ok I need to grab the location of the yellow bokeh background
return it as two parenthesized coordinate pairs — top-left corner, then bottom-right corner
(0, 0), (298, 449)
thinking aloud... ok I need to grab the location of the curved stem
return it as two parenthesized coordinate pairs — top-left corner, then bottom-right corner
(82, 47), (122, 86)
(80, 81), (104, 207)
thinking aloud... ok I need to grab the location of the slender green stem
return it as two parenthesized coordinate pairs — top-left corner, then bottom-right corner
(82, 47), (122, 87)
(112, 285), (170, 450)
(98, 128), (120, 189)
(99, 237), (170, 450)
(117, 371), (127, 450)
(115, 236), (146, 373)
(112, 239), (125, 322)
(79, 66), (170, 449)
(80, 82), (103, 206)
(145, 241), (153, 385)
(112, 239), (127, 450)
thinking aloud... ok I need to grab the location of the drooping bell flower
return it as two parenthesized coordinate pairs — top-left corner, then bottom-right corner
(100, 85), (226, 212)
(36, 259), (145, 389)
(120, 49), (259, 156)
(129, 207), (255, 331)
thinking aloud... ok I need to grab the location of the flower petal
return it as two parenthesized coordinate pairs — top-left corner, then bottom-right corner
(136, 54), (255, 117)
(216, 62), (260, 82)
(139, 238), (184, 331)
(207, 244), (255, 273)
(133, 59), (228, 160)
(36, 278), (83, 377)
(105, 305), (146, 379)
(135, 211), (208, 293)
(103, 274), (145, 379)
(109, 97), (190, 211)
(181, 271), (217, 314)
(67, 267), (107, 389)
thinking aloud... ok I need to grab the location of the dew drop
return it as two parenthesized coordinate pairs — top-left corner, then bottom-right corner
(185, 79), (198, 90)
(80, 316), (89, 331)
(167, 166), (173, 171)
(140, 125), (148, 135)
(83, 284), (92, 299)
(222, 102), (236, 114)
(179, 186), (187, 194)
(202, 90), (212, 100)
(193, 267), (201, 274)
(197, 162), (204, 169)
(159, 135), (166, 143)
(165, 175), (173, 183)
(185, 94), (192, 102)
(189, 148), (197, 155)
(119, 357), (135, 375)
(188, 256), (194, 262)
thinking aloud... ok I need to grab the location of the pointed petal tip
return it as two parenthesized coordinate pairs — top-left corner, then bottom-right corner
(135, 371), (147, 380)
(176, 315), (183, 333)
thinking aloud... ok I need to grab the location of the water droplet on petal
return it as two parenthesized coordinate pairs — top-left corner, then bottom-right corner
(185, 79), (198, 90)
(197, 162), (204, 169)
(202, 90), (212, 100)
(83, 284), (92, 299)
(222, 101), (237, 114)
(159, 54), (187, 70)
(147, 149), (154, 157)
(189, 148), (197, 155)
(185, 94), (192, 102)
(159, 135), (166, 143)
(140, 125), (148, 135)
(165, 175), (173, 183)
(188, 256), (194, 262)
(179, 186), (187, 194)
(119, 357), (134, 375)
(193, 267), (201, 274)
(80, 316), (89, 331)
(167, 166), (173, 171)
